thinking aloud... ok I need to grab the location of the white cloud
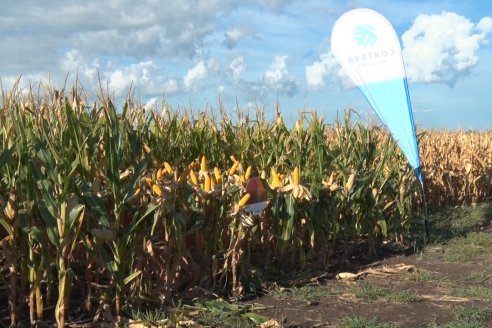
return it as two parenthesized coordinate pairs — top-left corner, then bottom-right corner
(105, 61), (154, 96)
(305, 51), (339, 89)
(0, 0), (256, 76)
(478, 17), (492, 34)
(305, 50), (353, 90)
(163, 79), (179, 95)
(223, 27), (253, 48)
(183, 61), (208, 90)
(144, 97), (158, 110)
(207, 58), (221, 72)
(263, 55), (297, 96)
(229, 56), (246, 82)
(60, 49), (99, 81)
(402, 12), (492, 86)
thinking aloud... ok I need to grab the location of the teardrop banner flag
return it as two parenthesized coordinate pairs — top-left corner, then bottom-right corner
(331, 8), (423, 185)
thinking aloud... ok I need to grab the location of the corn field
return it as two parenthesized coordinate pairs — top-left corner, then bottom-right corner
(419, 130), (492, 205)
(0, 83), (491, 326)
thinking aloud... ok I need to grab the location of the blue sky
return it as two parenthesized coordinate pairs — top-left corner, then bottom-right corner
(1, 0), (491, 130)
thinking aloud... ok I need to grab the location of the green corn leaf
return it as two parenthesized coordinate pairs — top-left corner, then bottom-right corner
(129, 202), (160, 235)
(65, 204), (85, 245)
(36, 179), (59, 222)
(123, 270), (142, 286)
(377, 219), (388, 237)
(0, 147), (13, 168)
(281, 195), (295, 241)
(0, 216), (14, 237)
(94, 243), (117, 276)
(75, 178), (109, 226)
(38, 205), (60, 248)
(25, 226), (52, 285)
(122, 155), (150, 204)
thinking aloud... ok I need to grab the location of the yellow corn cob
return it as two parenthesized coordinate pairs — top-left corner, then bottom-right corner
(204, 173), (211, 192)
(156, 168), (163, 180)
(164, 162), (174, 174)
(190, 169), (198, 185)
(293, 166), (300, 185)
(201, 155), (207, 172)
(372, 188), (379, 199)
(238, 193), (250, 209)
(214, 167), (222, 183)
(245, 165), (252, 180)
(152, 184), (163, 196)
(143, 144), (151, 154)
(144, 177), (153, 186)
(271, 167), (281, 189)
(229, 160), (239, 176)
(345, 173), (356, 193)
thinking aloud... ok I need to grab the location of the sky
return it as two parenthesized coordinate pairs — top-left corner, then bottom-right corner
(1, 0), (491, 130)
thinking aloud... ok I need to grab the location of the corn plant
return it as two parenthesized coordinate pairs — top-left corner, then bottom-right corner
(1, 81), (490, 326)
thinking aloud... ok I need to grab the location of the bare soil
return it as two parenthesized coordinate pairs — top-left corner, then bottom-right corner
(252, 223), (492, 327)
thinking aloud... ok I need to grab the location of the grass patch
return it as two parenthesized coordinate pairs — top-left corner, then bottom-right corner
(429, 322), (487, 328)
(338, 316), (398, 328)
(428, 306), (490, 328)
(429, 203), (492, 241)
(406, 270), (452, 286)
(411, 202), (492, 252)
(450, 286), (492, 301)
(425, 232), (492, 262)
(270, 284), (340, 301)
(123, 306), (169, 325)
(352, 284), (420, 303)
(192, 299), (270, 328)
(123, 299), (271, 328)
(196, 310), (258, 328)
(454, 306), (489, 322)
(458, 273), (492, 284)
(413, 270), (441, 283)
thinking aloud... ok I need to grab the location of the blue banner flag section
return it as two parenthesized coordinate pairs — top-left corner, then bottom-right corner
(331, 8), (423, 185)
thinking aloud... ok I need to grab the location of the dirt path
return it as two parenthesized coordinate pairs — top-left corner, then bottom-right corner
(253, 222), (492, 327)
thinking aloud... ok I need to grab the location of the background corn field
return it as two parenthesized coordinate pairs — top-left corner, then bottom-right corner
(0, 84), (491, 325)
